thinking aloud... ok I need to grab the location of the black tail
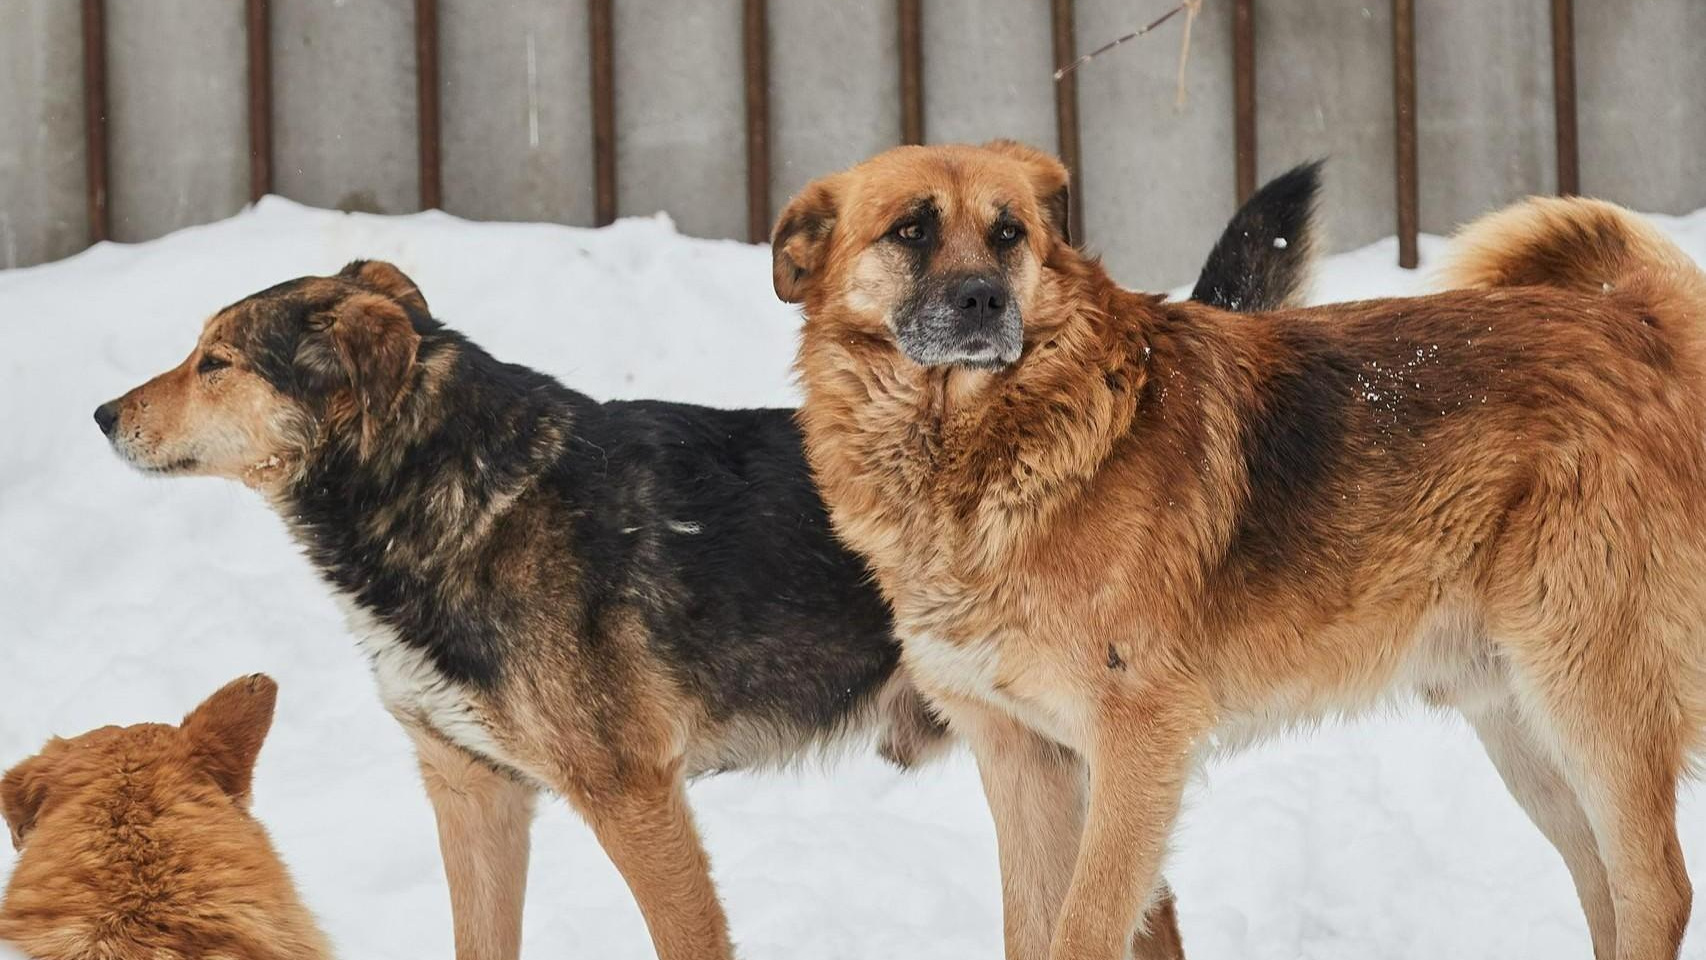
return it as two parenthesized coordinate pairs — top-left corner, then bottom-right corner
(1191, 160), (1324, 312)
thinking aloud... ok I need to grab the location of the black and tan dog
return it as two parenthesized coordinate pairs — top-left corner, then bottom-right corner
(89, 169), (1317, 960)
(785, 139), (1706, 960)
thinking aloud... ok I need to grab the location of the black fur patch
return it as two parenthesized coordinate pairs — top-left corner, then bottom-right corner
(553, 399), (898, 731)
(1226, 325), (1354, 577)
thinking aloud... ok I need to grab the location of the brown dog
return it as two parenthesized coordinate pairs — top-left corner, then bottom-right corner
(83, 169), (1323, 959)
(0, 675), (331, 960)
(781, 140), (1706, 960)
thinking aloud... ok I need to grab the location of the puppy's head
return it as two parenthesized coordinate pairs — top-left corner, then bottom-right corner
(93, 261), (430, 488)
(773, 140), (1072, 370)
(0, 674), (279, 851)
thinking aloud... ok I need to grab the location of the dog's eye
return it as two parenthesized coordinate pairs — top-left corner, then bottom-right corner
(891, 222), (927, 244)
(197, 354), (231, 376)
(993, 222), (1025, 246)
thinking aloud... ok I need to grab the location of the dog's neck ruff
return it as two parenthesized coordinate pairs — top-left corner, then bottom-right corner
(795, 254), (1158, 604)
(276, 337), (572, 688)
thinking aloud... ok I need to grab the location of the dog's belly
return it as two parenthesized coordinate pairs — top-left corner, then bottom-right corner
(336, 597), (519, 769)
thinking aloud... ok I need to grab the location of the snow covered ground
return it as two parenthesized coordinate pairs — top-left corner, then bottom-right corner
(4, 197), (1706, 960)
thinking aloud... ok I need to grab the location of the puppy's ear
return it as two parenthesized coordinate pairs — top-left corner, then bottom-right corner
(772, 180), (839, 304)
(339, 259), (430, 319)
(1, 748), (61, 850)
(182, 674), (278, 806)
(983, 139), (1072, 246)
(296, 292), (422, 453)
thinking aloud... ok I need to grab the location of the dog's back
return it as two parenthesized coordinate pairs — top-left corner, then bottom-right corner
(0, 677), (331, 960)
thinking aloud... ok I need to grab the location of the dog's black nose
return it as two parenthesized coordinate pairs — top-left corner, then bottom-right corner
(952, 277), (1007, 325)
(94, 401), (120, 437)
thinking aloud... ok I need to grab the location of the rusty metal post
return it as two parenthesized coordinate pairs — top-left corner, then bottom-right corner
(246, 0), (272, 201)
(81, 0), (109, 244)
(899, 0), (925, 145)
(1050, 0), (1084, 243)
(415, 0), (442, 210)
(744, 0), (771, 242)
(1233, 0), (1256, 204)
(1392, 0), (1418, 269)
(1551, 0), (1578, 195)
(589, 0), (617, 226)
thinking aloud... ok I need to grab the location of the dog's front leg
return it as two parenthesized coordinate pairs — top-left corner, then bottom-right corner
(1050, 683), (1211, 960)
(409, 729), (537, 960)
(936, 696), (1185, 960)
(938, 695), (1087, 960)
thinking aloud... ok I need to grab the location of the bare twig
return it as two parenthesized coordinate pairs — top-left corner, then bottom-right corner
(1054, 0), (1206, 110)
(1053, 1), (1190, 80)
(1175, 0), (1202, 108)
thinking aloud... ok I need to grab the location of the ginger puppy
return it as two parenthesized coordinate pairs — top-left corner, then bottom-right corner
(781, 141), (1706, 960)
(0, 676), (331, 960)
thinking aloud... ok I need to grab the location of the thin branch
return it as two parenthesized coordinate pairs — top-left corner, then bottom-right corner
(1175, 0), (1202, 108)
(1053, 1), (1190, 80)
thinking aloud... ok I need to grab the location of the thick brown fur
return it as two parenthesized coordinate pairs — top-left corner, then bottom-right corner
(90, 168), (1324, 959)
(785, 143), (1706, 960)
(92, 263), (950, 960)
(0, 676), (332, 960)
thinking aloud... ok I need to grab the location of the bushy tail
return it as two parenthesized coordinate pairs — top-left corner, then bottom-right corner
(1191, 159), (1324, 312)
(1440, 195), (1706, 307)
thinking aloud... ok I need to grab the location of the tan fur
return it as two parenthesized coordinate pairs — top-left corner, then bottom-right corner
(786, 144), (1706, 960)
(104, 267), (931, 960)
(0, 676), (332, 960)
(409, 729), (535, 960)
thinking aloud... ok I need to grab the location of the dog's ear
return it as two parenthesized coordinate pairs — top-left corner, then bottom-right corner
(772, 180), (840, 304)
(339, 259), (430, 319)
(296, 292), (422, 453)
(1, 748), (61, 850)
(983, 139), (1072, 246)
(182, 674), (278, 806)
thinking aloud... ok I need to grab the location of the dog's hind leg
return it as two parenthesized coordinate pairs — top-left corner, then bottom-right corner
(937, 696), (1185, 960)
(568, 763), (734, 960)
(411, 730), (537, 960)
(1465, 702), (1616, 959)
(1499, 618), (1693, 960)
(1546, 699), (1689, 959)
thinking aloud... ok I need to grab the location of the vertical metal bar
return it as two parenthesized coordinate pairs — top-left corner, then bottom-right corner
(1392, 0), (1418, 269)
(589, 0), (617, 226)
(81, 0), (109, 244)
(1232, 0), (1257, 204)
(1049, 0), (1084, 243)
(415, 0), (442, 210)
(1551, 0), (1578, 196)
(899, 0), (925, 145)
(743, 0), (771, 243)
(246, 0), (272, 202)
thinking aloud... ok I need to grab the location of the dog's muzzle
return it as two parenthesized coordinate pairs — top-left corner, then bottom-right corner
(895, 275), (1023, 370)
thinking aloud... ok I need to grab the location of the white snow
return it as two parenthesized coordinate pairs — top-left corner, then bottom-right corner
(7, 197), (1706, 959)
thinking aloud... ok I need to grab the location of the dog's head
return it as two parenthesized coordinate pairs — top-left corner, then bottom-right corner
(0, 674), (279, 850)
(772, 140), (1072, 370)
(93, 261), (430, 489)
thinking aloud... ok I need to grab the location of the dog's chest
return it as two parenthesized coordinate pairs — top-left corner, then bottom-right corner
(905, 632), (1006, 701)
(335, 597), (514, 766)
(904, 631), (1084, 746)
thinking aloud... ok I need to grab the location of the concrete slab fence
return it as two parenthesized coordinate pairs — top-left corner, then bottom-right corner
(2, 0), (1702, 289)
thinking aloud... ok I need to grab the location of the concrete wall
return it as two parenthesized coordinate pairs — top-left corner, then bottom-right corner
(4, 0), (1703, 288)
(1, 0), (85, 268)
(107, 0), (249, 243)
